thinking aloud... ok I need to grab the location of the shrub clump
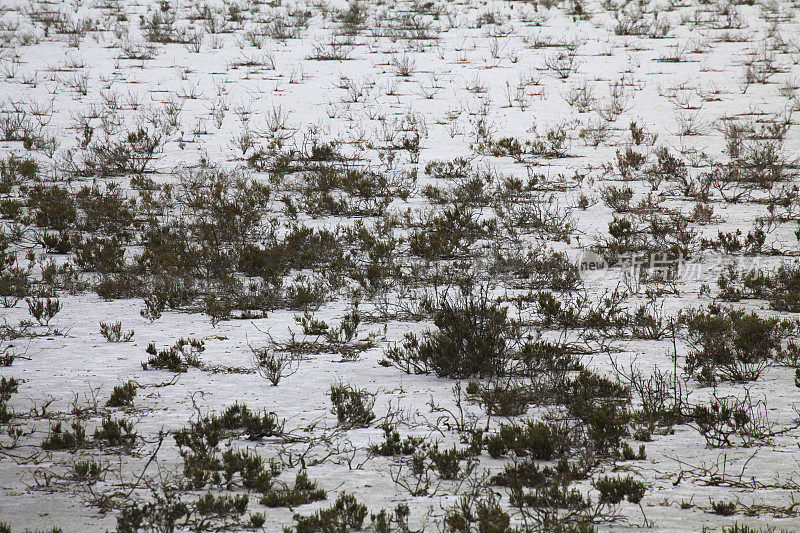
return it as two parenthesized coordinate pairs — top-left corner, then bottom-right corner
(329, 383), (375, 428)
(684, 305), (796, 383)
(385, 291), (515, 379)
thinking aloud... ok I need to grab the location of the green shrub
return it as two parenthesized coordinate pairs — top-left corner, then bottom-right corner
(42, 421), (87, 450)
(491, 457), (588, 489)
(100, 321), (134, 342)
(443, 492), (511, 533)
(485, 420), (570, 460)
(93, 416), (137, 447)
(106, 381), (137, 407)
(684, 305), (795, 383)
(370, 424), (424, 456)
(385, 290), (513, 378)
(594, 475), (646, 505)
(329, 383), (375, 427)
(73, 459), (104, 482)
(292, 492), (367, 533)
(260, 470), (326, 507)
(710, 500), (736, 516)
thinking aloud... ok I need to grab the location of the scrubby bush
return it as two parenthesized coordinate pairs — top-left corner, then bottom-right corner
(385, 289), (514, 378)
(370, 424), (425, 456)
(142, 338), (204, 373)
(106, 381), (137, 407)
(94, 415), (137, 447)
(260, 470), (326, 507)
(291, 492), (367, 532)
(443, 491), (511, 533)
(684, 305), (796, 383)
(717, 263), (800, 312)
(593, 475), (646, 505)
(329, 383), (375, 427)
(42, 421), (88, 450)
(485, 420), (571, 460)
(100, 321), (134, 342)
(26, 296), (61, 327)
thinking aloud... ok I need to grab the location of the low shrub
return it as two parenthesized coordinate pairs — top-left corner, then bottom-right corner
(106, 381), (137, 407)
(593, 475), (646, 505)
(385, 289), (514, 378)
(684, 305), (796, 383)
(329, 383), (375, 428)
(485, 420), (571, 460)
(291, 492), (367, 532)
(260, 470), (326, 507)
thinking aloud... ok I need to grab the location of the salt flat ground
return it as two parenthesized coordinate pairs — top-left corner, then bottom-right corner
(1, 0), (800, 531)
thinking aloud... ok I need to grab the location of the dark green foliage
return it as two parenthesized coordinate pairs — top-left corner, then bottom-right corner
(385, 291), (513, 378)
(42, 421), (87, 450)
(489, 246), (581, 291)
(584, 401), (631, 453)
(0, 376), (17, 423)
(73, 459), (104, 482)
(409, 206), (486, 259)
(174, 403), (283, 491)
(427, 443), (473, 480)
(86, 127), (163, 176)
(143, 342), (186, 372)
(260, 470), (327, 507)
(220, 449), (280, 492)
(485, 420), (570, 460)
(491, 457), (588, 489)
(711, 500), (737, 516)
(329, 383), (375, 427)
(443, 492), (513, 533)
(717, 263), (800, 312)
(0, 376), (17, 403)
(689, 392), (771, 447)
(94, 416), (137, 447)
(26, 296), (61, 326)
(75, 183), (136, 237)
(370, 424), (424, 456)
(292, 492), (368, 533)
(473, 380), (534, 417)
(26, 184), (76, 231)
(73, 236), (126, 273)
(593, 475), (646, 505)
(620, 442), (646, 460)
(107, 381), (137, 407)
(100, 321), (134, 342)
(684, 305), (795, 383)
(116, 489), (189, 533)
(194, 492), (249, 519)
(142, 338), (204, 372)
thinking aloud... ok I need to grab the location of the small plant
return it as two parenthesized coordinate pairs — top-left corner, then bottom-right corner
(485, 420), (570, 460)
(72, 459), (105, 483)
(93, 415), (137, 447)
(252, 346), (300, 386)
(142, 338), (205, 373)
(26, 296), (61, 326)
(100, 321), (134, 342)
(42, 421), (87, 450)
(0, 376), (18, 424)
(710, 499), (736, 516)
(329, 383), (375, 428)
(106, 381), (137, 407)
(385, 289), (514, 379)
(370, 424), (424, 456)
(143, 342), (186, 372)
(291, 492), (367, 532)
(594, 475), (646, 504)
(684, 305), (796, 383)
(260, 470), (327, 507)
